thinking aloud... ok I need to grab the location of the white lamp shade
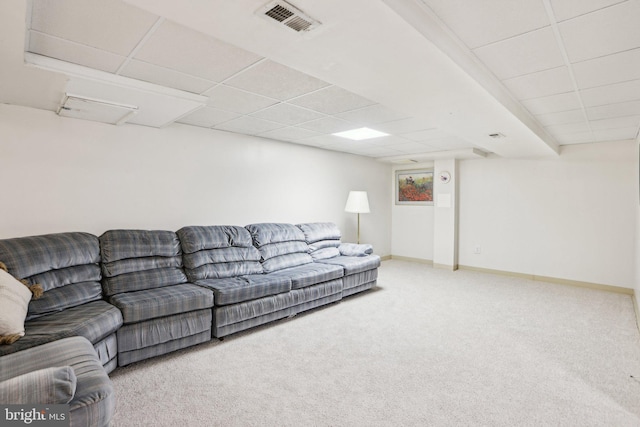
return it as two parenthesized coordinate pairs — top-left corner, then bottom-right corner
(345, 191), (370, 213)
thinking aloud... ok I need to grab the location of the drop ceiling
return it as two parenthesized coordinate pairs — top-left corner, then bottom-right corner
(2, 0), (639, 161)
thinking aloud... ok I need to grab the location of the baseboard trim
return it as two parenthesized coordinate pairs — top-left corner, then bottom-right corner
(389, 255), (433, 265)
(458, 265), (634, 295)
(380, 255), (392, 261)
(433, 262), (458, 271)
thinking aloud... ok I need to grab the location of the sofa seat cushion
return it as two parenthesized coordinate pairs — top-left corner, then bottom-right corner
(266, 262), (344, 290)
(0, 336), (115, 427)
(0, 300), (123, 357)
(316, 254), (381, 276)
(109, 284), (213, 324)
(195, 275), (291, 306)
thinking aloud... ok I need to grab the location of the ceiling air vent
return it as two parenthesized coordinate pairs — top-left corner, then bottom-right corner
(259, 1), (320, 32)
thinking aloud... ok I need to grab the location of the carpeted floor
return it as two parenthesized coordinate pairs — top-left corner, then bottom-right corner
(109, 260), (640, 426)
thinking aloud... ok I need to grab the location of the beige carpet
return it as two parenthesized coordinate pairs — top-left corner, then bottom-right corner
(109, 260), (640, 426)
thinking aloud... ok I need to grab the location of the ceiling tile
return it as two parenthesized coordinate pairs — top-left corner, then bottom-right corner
(214, 116), (283, 135)
(591, 127), (639, 140)
(224, 60), (330, 101)
(550, 0), (626, 22)
(520, 91), (582, 114)
(134, 20), (263, 82)
(249, 103), (324, 126)
(573, 48), (640, 89)
(288, 86), (375, 114)
(365, 135), (415, 147)
(474, 27), (564, 80)
(204, 85), (277, 114)
(423, 0), (549, 48)
(559, 1), (640, 63)
(335, 104), (409, 125)
(176, 106), (240, 127)
(28, 31), (125, 73)
(586, 100), (640, 120)
(400, 128), (450, 141)
(503, 66), (574, 100)
(374, 117), (437, 134)
(364, 147), (407, 157)
(296, 135), (349, 147)
(535, 109), (585, 126)
(580, 79), (640, 107)
(324, 143), (402, 157)
(30, 0), (158, 56)
(388, 142), (437, 154)
(589, 115), (640, 130)
(297, 117), (356, 133)
(120, 59), (215, 94)
(545, 121), (590, 136)
(555, 132), (593, 144)
(257, 127), (322, 141)
(426, 136), (474, 150)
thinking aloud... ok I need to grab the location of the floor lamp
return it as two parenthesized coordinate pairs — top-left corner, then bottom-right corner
(344, 191), (370, 244)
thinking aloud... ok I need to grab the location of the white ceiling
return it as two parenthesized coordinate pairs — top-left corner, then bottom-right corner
(1, 0), (639, 161)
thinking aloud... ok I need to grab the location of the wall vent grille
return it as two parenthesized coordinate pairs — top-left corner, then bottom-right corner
(259, 1), (320, 32)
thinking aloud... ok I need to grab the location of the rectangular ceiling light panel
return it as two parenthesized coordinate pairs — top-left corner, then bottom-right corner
(58, 94), (138, 125)
(333, 127), (390, 140)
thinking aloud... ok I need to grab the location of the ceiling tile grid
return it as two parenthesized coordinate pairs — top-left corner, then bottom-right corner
(23, 0), (640, 160)
(28, 0), (481, 159)
(424, 0), (640, 145)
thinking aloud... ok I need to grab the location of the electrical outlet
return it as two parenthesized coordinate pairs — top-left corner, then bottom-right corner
(473, 245), (481, 254)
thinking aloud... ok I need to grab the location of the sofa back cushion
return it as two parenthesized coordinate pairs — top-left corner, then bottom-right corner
(0, 232), (103, 320)
(245, 223), (312, 273)
(296, 222), (342, 260)
(99, 230), (187, 296)
(177, 225), (263, 281)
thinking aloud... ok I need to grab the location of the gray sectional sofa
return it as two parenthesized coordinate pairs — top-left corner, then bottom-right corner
(0, 222), (380, 426)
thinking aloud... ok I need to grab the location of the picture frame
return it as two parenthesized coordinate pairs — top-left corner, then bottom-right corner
(395, 169), (434, 205)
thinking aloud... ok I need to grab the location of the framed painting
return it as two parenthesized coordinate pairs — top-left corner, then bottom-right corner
(395, 169), (434, 205)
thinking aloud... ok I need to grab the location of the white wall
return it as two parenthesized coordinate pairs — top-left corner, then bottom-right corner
(391, 162), (434, 261)
(458, 141), (637, 289)
(0, 105), (392, 255)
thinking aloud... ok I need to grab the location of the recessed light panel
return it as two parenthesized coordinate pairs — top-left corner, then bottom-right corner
(333, 127), (389, 140)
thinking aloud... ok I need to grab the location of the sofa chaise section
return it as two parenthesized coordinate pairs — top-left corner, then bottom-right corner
(0, 232), (122, 373)
(246, 223), (344, 315)
(177, 225), (294, 338)
(297, 222), (381, 297)
(0, 336), (114, 427)
(99, 230), (213, 366)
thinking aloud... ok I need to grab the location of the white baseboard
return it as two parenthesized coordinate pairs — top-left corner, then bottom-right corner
(458, 264), (634, 295)
(389, 255), (433, 265)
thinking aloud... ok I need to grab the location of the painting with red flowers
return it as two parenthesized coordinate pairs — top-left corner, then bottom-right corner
(395, 170), (433, 205)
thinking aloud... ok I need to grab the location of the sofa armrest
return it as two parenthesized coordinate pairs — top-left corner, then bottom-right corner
(0, 366), (77, 404)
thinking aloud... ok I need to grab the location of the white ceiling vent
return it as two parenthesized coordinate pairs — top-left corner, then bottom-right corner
(58, 94), (138, 125)
(258, 1), (320, 32)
